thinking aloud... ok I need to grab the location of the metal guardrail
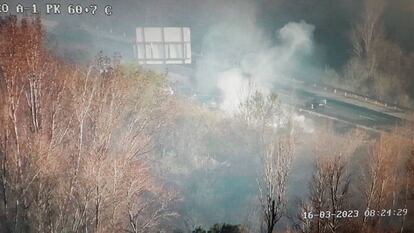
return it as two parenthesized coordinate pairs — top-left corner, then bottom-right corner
(302, 80), (411, 114)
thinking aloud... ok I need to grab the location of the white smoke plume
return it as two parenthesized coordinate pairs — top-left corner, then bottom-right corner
(196, 20), (315, 115)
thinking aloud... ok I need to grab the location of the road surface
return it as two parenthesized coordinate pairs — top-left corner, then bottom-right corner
(144, 65), (412, 132)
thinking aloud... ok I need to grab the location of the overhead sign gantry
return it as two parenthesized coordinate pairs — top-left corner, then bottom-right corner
(134, 27), (191, 65)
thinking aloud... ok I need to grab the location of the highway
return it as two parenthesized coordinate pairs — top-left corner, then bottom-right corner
(278, 89), (402, 132)
(42, 20), (412, 133)
(131, 61), (412, 133)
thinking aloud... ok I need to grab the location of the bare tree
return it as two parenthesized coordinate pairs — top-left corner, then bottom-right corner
(360, 135), (394, 231)
(0, 16), (178, 233)
(294, 199), (313, 233)
(238, 90), (295, 233)
(258, 134), (294, 233)
(345, 0), (386, 96)
(294, 127), (364, 233)
(321, 129), (365, 233)
(345, 0), (412, 106)
(351, 0), (385, 61)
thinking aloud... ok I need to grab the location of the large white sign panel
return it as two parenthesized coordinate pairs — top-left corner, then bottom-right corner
(134, 27), (191, 65)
